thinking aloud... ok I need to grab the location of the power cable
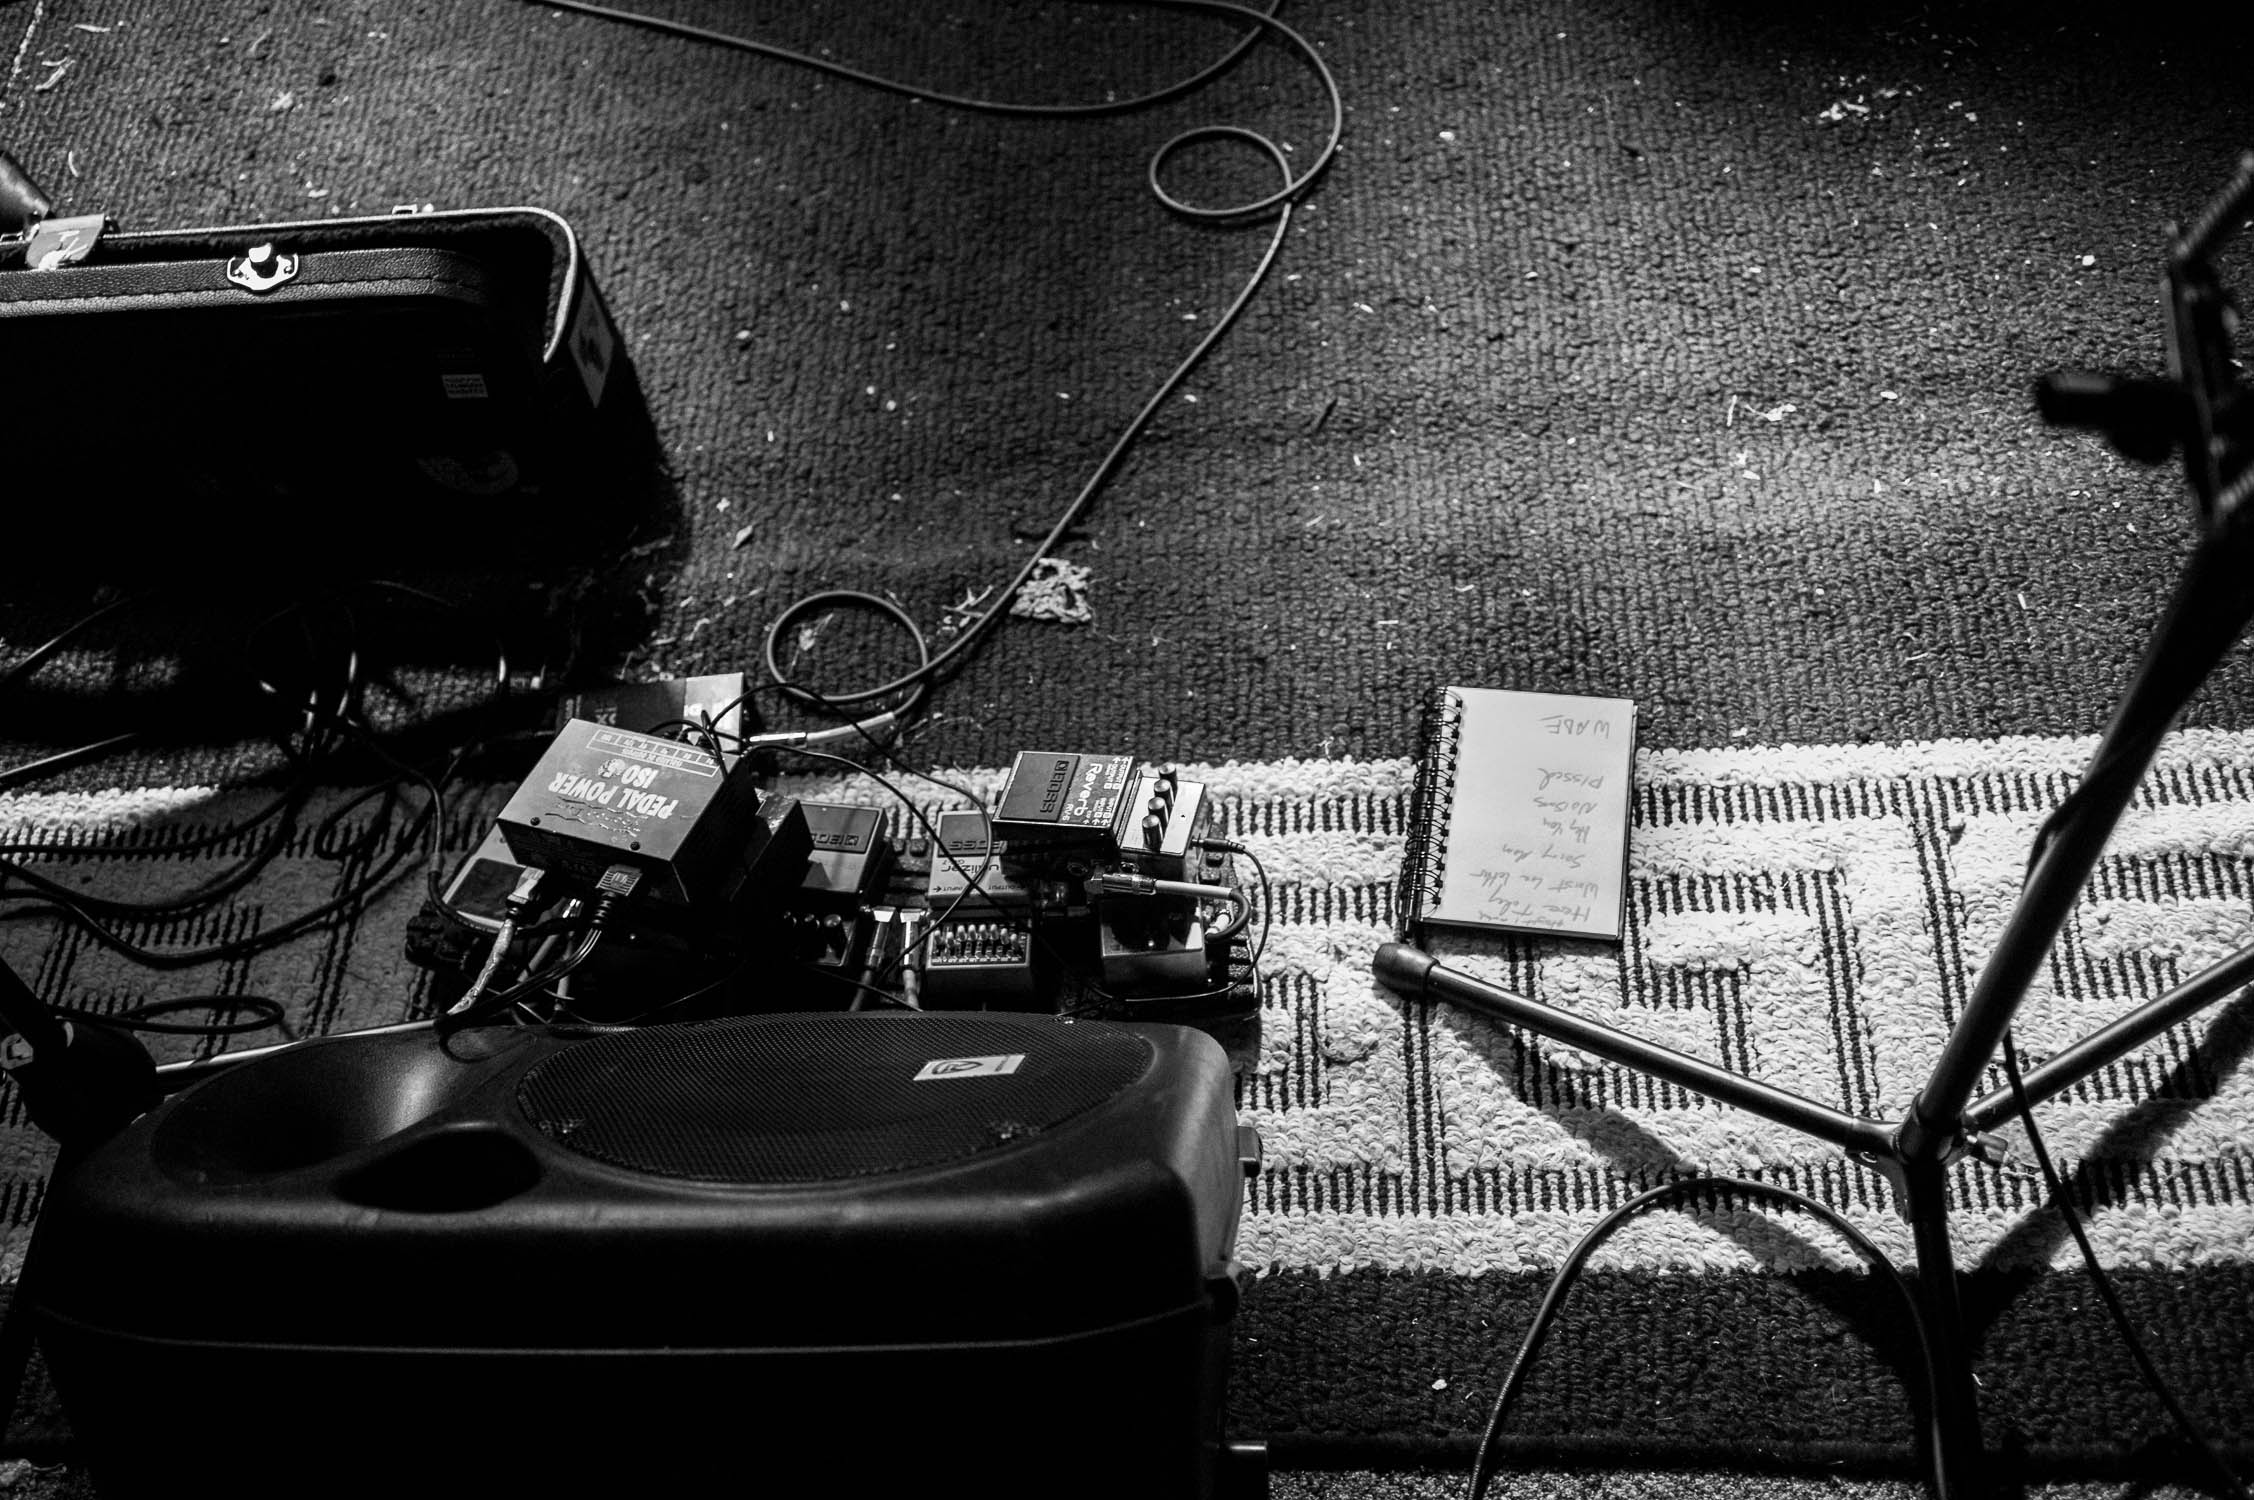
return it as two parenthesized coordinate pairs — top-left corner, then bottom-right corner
(1989, 801), (2253, 1498)
(1997, 1032), (2251, 1498)
(1464, 1177), (1938, 1500)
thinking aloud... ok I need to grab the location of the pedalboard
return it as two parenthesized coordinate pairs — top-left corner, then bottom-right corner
(407, 729), (1259, 1026)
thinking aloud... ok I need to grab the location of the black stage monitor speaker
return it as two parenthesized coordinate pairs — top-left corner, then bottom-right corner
(27, 1011), (1257, 1498)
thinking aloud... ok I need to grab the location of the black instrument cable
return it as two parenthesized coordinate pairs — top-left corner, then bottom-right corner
(521, 0), (1343, 730)
(1464, 1177), (1938, 1500)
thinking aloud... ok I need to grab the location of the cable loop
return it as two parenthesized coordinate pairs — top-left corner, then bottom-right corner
(1147, 122), (1298, 222)
(759, 588), (933, 713)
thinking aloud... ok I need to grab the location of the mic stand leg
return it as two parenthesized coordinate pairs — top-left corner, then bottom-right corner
(1898, 1129), (1985, 1499)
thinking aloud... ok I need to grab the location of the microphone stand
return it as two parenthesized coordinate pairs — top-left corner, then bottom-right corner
(1377, 150), (2254, 1500)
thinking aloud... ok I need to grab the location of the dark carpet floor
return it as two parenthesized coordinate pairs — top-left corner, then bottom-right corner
(4, 0), (2253, 769)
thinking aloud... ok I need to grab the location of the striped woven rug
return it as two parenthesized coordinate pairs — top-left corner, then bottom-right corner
(3, 726), (2251, 1470)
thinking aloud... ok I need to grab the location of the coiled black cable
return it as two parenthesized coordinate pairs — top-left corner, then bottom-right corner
(520, 0), (1342, 725)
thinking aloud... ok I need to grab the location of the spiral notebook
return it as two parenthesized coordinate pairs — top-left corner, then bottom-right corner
(1397, 686), (1638, 943)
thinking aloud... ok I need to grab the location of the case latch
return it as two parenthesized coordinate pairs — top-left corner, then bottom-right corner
(225, 242), (300, 294)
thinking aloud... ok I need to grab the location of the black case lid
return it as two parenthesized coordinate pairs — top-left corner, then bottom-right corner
(0, 207), (618, 576)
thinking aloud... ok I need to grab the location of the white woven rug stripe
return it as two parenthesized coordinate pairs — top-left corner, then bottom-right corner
(1191, 733), (2254, 1278)
(4, 729), (2253, 1282)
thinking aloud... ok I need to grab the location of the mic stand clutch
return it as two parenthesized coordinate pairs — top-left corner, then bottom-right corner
(1378, 152), (2254, 1500)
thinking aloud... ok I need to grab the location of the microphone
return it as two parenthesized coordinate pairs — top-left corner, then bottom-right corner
(0, 953), (158, 1151)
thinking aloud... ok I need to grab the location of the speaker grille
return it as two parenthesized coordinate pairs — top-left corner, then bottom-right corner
(514, 1015), (1154, 1184)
